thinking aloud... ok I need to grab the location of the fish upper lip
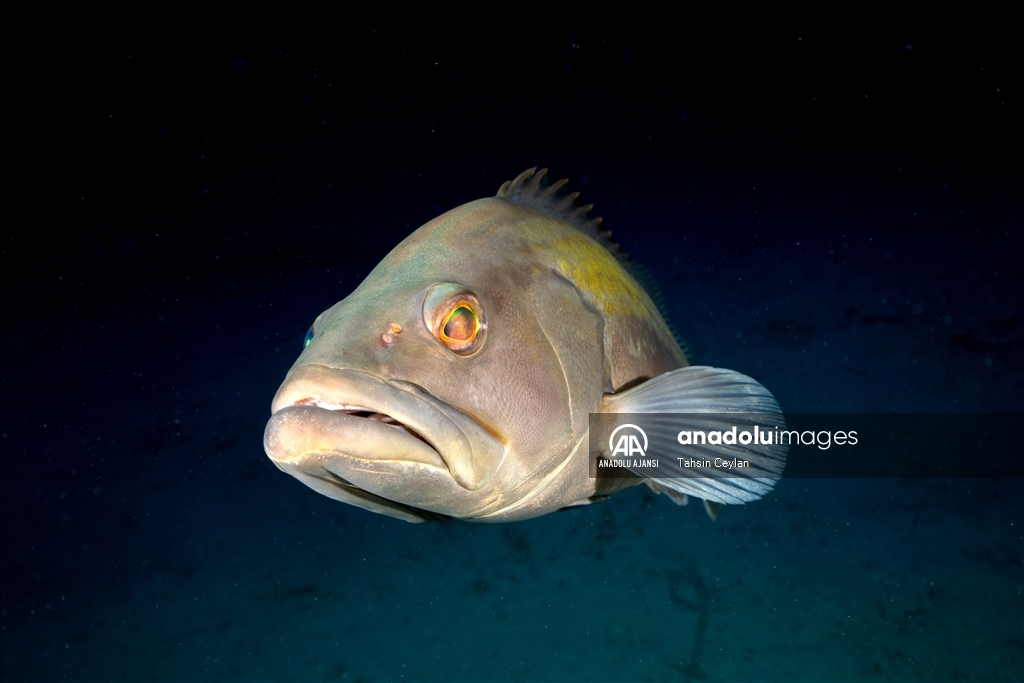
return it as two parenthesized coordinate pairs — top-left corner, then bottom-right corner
(269, 364), (506, 491)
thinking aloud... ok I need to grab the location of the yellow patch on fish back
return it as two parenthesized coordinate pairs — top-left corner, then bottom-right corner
(545, 233), (649, 318)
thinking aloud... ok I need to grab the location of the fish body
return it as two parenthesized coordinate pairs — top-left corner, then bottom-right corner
(264, 169), (785, 522)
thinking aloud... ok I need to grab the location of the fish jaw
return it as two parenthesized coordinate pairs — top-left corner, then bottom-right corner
(265, 365), (508, 516)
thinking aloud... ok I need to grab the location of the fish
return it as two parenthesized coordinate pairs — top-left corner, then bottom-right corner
(264, 168), (787, 523)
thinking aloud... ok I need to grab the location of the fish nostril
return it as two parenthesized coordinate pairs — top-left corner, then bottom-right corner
(382, 323), (402, 345)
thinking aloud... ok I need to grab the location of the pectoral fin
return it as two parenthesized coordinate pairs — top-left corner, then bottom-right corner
(602, 366), (788, 506)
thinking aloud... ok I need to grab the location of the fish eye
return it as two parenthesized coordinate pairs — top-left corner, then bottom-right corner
(423, 283), (486, 356)
(440, 302), (479, 351)
(303, 313), (326, 349)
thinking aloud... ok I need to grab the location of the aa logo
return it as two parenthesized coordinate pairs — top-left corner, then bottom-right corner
(608, 424), (648, 457)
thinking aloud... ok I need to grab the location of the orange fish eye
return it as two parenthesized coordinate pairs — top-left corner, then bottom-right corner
(434, 296), (485, 356)
(423, 284), (487, 356)
(438, 300), (480, 353)
(443, 305), (477, 341)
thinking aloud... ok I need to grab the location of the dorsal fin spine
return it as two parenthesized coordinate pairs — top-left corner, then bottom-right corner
(496, 168), (606, 240)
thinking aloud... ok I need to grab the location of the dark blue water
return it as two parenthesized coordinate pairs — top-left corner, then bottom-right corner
(3, 12), (1021, 682)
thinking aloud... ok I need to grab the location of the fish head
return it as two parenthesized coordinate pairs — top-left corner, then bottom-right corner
(265, 196), (608, 522)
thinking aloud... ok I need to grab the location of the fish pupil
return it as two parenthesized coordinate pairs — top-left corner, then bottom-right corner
(444, 306), (476, 341)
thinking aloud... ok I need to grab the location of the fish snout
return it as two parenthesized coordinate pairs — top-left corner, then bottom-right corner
(265, 365), (508, 515)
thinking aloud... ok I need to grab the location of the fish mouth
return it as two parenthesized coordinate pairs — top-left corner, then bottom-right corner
(264, 365), (507, 511)
(293, 402), (435, 453)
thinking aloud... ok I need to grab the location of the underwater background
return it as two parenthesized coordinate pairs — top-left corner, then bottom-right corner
(3, 9), (1021, 682)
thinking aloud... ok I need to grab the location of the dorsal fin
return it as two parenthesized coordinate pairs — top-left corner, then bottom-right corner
(497, 167), (622, 259)
(497, 167), (690, 358)
(628, 261), (690, 358)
